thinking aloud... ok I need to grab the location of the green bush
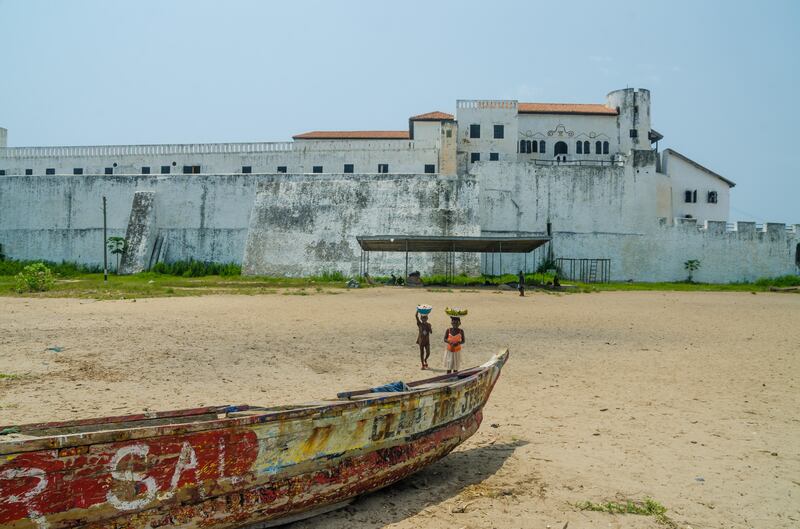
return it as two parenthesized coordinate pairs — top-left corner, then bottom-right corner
(15, 262), (56, 292)
(150, 260), (241, 277)
(0, 259), (100, 277)
(310, 270), (347, 282)
(754, 275), (800, 287)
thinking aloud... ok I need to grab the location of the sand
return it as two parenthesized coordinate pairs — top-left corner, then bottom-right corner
(1, 288), (798, 528)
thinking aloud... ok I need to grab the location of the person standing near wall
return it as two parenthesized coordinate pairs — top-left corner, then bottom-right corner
(518, 270), (525, 297)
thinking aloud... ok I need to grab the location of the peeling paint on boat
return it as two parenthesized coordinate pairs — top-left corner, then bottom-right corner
(0, 351), (508, 529)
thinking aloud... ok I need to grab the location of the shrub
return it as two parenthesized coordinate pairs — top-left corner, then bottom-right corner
(310, 270), (347, 282)
(0, 259), (100, 277)
(150, 260), (241, 277)
(754, 274), (800, 287)
(15, 262), (56, 293)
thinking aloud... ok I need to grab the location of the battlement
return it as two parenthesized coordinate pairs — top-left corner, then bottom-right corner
(0, 141), (294, 159)
(670, 218), (799, 239)
(456, 100), (517, 110)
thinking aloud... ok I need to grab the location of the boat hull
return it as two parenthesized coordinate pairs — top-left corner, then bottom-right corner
(0, 352), (507, 529)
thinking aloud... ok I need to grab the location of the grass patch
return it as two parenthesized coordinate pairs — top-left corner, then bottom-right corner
(572, 281), (776, 292)
(0, 373), (20, 380)
(754, 274), (800, 287)
(576, 498), (677, 528)
(0, 272), (347, 300)
(151, 260), (241, 277)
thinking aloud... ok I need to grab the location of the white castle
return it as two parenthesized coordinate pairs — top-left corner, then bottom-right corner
(0, 88), (797, 282)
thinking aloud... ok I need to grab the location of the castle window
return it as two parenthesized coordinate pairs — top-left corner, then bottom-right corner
(493, 125), (504, 139)
(469, 124), (480, 139)
(424, 164), (436, 173)
(707, 191), (718, 204)
(576, 141), (583, 154)
(141, 166), (151, 175)
(105, 167), (113, 175)
(0, 170), (5, 175)
(242, 166), (252, 174)
(539, 140), (545, 153)
(684, 190), (692, 203)
(312, 166), (323, 173)
(470, 152), (480, 163)
(584, 141), (590, 153)
(603, 141), (609, 154)
(446, 129), (452, 138)
(25, 169), (33, 175)
(554, 141), (568, 156)
(344, 164), (354, 173)
(73, 168), (83, 175)
(46, 168), (55, 175)
(183, 165), (200, 174)
(277, 166), (287, 173)
(378, 164), (389, 173)
(161, 166), (170, 174)
(629, 129), (638, 138)
(489, 152), (499, 161)
(595, 141), (602, 154)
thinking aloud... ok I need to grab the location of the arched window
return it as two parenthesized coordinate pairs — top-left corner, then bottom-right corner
(531, 140), (537, 153)
(539, 140), (546, 153)
(576, 141), (583, 154)
(527, 140), (533, 153)
(602, 141), (609, 154)
(519, 140), (525, 153)
(584, 141), (590, 153)
(554, 141), (568, 157)
(595, 141), (602, 154)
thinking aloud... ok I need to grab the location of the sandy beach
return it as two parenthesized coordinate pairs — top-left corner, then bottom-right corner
(1, 288), (798, 528)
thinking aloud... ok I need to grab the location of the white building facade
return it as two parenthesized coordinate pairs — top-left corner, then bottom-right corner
(0, 88), (797, 282)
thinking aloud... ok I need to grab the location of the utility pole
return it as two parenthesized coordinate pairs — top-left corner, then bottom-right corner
(103, 196), (108, 282)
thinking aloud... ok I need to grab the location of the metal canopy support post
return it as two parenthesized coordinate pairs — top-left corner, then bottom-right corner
(499, 241), (503, 276)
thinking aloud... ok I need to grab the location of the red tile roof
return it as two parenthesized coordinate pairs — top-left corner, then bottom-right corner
(518, 103), (618, 116)
(409, 111), (455, 121)
(293, 130), (410, 140)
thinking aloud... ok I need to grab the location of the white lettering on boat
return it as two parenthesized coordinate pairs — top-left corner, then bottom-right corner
(0, 467), (50, 529)
(106, 444), (158, 511)
(158, 441), (198, 500)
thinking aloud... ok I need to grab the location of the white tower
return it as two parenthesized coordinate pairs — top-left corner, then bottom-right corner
(606, 88), (651, 154)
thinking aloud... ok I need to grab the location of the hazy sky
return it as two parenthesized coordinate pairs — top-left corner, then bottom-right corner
(1, 0), (798, 223)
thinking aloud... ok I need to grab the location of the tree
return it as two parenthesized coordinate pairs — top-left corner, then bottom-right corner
(684, 259), (701, 283)
(107, 237), (127, 273)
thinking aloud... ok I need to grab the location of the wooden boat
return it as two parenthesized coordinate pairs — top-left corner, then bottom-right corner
(0, 350), (509, 529)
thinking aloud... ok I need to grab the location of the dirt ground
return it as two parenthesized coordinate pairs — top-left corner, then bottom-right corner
(1, 288), (798, 528)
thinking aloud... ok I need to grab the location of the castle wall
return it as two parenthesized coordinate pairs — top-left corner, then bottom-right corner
(0, 172), (480, 277)
(475, 160), (798, 282)
(0, 173), (259, 266)
(242, 173), (480, 277)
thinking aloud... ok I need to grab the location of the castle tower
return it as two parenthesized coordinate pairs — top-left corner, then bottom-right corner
(0, 127), (7, 148)
(606, 88), (651, 154)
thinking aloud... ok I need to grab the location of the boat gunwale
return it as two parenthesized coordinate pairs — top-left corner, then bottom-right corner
(0, 350), (508, 456)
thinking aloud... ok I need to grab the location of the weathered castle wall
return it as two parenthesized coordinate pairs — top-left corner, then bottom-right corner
(476, 161), (799, 281)
(242, 173), (480, 276)
(0, 174), (259, 266)
(0, 173), (480, 277)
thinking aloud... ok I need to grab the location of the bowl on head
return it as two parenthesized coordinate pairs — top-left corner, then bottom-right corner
(417, 304), (433, 315)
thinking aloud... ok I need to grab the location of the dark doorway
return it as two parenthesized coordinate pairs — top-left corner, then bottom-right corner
(554, 141), (568, 157)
